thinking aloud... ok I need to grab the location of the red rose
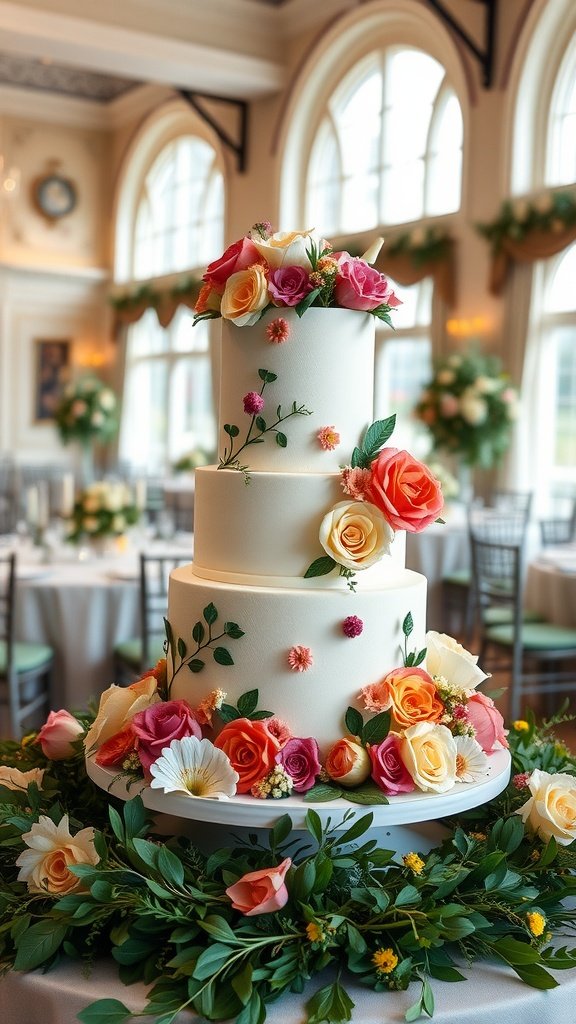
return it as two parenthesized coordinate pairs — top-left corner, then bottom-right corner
(131, 700), (201, 772)
(203, 237), (264, 294)
(367, 448), (444, 532)
(214, 718), (280, 793)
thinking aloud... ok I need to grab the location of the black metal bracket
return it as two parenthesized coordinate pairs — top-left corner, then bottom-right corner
(425, 0), (498, 88)
(178, 89), (248, 172)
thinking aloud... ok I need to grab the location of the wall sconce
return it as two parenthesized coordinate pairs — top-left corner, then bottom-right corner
(446, 316), (491, 338)
(0, 156), (21, 199)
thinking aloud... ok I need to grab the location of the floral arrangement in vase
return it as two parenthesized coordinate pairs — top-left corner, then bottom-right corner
(194, 223), (401, 326)
(67, 481), (139, 544)
(54, 376), (118, 446)
(415, 351), (519, 469)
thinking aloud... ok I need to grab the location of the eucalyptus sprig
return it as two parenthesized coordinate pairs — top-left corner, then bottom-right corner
(164, 603), (245, 695)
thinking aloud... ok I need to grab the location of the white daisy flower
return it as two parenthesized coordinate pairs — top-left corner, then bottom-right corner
(454, 735), (489, 783)
(149, 736), (239, 800)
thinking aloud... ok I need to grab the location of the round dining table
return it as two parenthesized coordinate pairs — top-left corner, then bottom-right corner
(524, 546), (576, 628)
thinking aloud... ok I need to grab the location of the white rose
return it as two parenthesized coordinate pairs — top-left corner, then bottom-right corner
(112, 514), (126, 533)
(251, 228), (319, 269)
(475, 375), (499, 394)
(436, 369), (455, 386)
(400, 722), (457, 793)
(99, 389), (116, 411)
(319, 500), (393, 571)
(83, 495), (100, 513)
(83, 516), (100, 533)
(91, 411), (104, 427)
(425, 631), (488, 689)
(516, 769), (576, 846)
(460, 389), (488, 426)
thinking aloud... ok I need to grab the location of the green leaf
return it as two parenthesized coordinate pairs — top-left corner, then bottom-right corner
(395, 884), (421, 907)
(255, 416), (267, 432)
(132, 837), (160, 870)
(276, 432), (288, 448)
(224, 621), (245, 639)
(361, 415), (396, 459)
(258, 369), (277, 383)
(123, 797), (147, 842)
(219, 703), (240, 723)
(336, 813), (373, 846)
(198, 915), (241, 944)
(345, 783), (389, 805)
(402, 612), (414, 638)
(224, 423), (240, 437)
(231, 963), (253, 1006)
(489, 815), (525, 854)
(344, 706), (364, 738)
(350, 446), (368, 469)
(304, 555), (336, 579)
(213, 646), (234, 666)
(492, 938), (541, 965)
(236, 990), (266, 1024)
(304, 783), (343, 802)
(177, 637), (187, 659)
(193, 942), (234, 981)
(272, 813), (293, 848)
(157, 846), (185, 889)
(108, 805), (125, 844)
(305, 809), (324, 846)
(77, 1000), (131, 1024)
(203, 602), (218, 625)
(14, 920), (68, 970)
(295, 287), (321, 317)
(237, 689), (259, 717)
(362, 710), (391, 746)
(192, 621), (205, 644)
(188, 659), (205, 673)
(413, 648), (427, 667)
(306, 980), (355, 1024)
(513, 964), (559, 989)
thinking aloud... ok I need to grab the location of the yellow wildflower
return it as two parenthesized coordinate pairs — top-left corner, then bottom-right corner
(530, 849), (540, 862)
(306, 922), (325, 943)
(469, 832), (487, 842)
(403, 852), (425, 875)
(527, 911), (546, 937)
(512, 720), (529, 731)
(21, 732), (37, 748)
(372, 947), (398, 975)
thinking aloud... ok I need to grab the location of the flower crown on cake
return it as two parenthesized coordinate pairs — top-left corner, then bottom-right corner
(194, 224), (401, 327)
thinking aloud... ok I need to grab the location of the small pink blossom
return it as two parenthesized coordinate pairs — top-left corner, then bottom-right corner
(287, 645), (313, 672)
(513, 771), (531, 790)
(243, 391), (265, 415)
(452, 704), (469, 722)
(266, 317), (290, 344)
(359, 680), (393, 714)
(340, 465), (372, 500)
(317, 425), (341, 451)
(265, 717), (292, 747)
(342, 615), (364, 638)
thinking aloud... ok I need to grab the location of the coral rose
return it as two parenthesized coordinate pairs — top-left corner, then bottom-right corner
(36, 709), (84, 760)
(220, 265), (270, 326)
(131, 700), (202, 773)
(325, 736), (371, 788)
(399, 722), (457, 793)
(16, 813), (99, 894)
(226, 857), (291, 915)
(95, 724), (137, 767)
(275, 737), (321, 793)
(363, 667), (444, 730)
(214, 718), (281, 793)
(334, 254), (401, 312)
(367, 448), (444, 533)
(516, 770), (576, 846)
(84, 676), (161, 752)
(319, 500), (393, 571)
(202, 236), (263, 293)
(425, 631), (488, 690)
(465, 692), (508, 752)
(369, 735), (415, 795)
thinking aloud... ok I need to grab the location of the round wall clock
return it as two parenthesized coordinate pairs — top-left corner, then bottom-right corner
(34, 173), (78, 220)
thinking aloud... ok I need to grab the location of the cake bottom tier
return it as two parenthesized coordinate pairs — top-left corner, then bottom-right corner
(168, 565), (427, 756)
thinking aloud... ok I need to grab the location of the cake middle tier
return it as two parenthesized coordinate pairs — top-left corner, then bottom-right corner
(193, 465), (406, 579)
(168, 565), (427, 756)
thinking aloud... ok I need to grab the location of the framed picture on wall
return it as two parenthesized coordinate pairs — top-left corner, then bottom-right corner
(34, 338), (71, 422)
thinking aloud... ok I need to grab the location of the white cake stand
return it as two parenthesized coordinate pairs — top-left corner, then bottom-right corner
(86, 749), (511, 855)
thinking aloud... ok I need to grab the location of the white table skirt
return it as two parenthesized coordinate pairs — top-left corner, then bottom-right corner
(525, 558), (576, 628)
(406, 506), (469, 631)
(1, 954), (575, 1024)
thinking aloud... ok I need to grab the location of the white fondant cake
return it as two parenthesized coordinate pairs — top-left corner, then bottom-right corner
(168, 308), (427, 755)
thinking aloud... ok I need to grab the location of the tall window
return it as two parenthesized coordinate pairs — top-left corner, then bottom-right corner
(119, 135), (223, 473)
(546, 34), (576, 187)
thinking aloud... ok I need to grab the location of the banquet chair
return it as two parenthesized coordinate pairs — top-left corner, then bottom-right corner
(470, 534), (576, 720)
(539, 499), (576, 546)
(114, 552), (190, 684)
(0, 553), (53, 738)
(491, 490), (533, 519)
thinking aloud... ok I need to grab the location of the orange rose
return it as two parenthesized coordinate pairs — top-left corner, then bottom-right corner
(194, 282), (222, 315)
(95, 724), (137, 767)
(367, 448), (444, 532)
(325, 736), (371, 788)
(214, 718), (280, 793)
(220, 265), (270, 326)
(374, 667), (444, 730)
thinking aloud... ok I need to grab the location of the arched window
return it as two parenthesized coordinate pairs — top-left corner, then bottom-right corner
(117, 129), (223, 474)
(546, 34), (576, 186)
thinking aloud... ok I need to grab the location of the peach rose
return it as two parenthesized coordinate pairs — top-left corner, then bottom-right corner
(516, 770), (576, 846)
(465, 692), (508, 752)
(214, 718), (281, 793)
(0, 765), (45, 791)
(370, 667), (445, 730)
(226, 857), (291, 915)
(220, 265), (270, 326)
(16, 813), (99, 894)
(399, 722), (457, 793)
(36, 709), (84, 760)
(325, 736), (371, 788)
(367, 448), (444, 533)
(84, 676), (161, 752)
(319, 500), (393, 571)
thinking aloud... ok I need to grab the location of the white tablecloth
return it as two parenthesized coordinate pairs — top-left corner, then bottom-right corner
(525, 548), (576, 627)
(406, 506), (469, 631)
(1, 954), (575, 1024)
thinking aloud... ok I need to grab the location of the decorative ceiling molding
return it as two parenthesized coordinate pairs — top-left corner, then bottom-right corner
(0, 50), (138, 101)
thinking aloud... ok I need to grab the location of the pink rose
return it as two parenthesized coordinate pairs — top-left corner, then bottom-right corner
(275, 737), (321, 793)
(36, 710), (84, 760)
(466, 692), (508, 753)
(334, 254), (401, 312)
(226, 857), (291, 916)
(131, 700), (201, 772)
(369, 735), (415, 795)
(267, 266), (312, 306)
(203, 237), (264, 294)
(367, 448), (444, 533)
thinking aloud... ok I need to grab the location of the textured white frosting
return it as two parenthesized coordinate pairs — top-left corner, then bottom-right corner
(218, 307), (374, 472)
(169, 566), (427, 756)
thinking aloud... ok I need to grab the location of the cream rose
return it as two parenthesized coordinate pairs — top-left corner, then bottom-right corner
(425, 631), (488, 690)
(319, 500), (393, 571)
(251, 228), (318, 269)
(0, 766), (45, 791)
(399, 722), (457, 793)
(516, 769), (576, 846)
(16, 813), (99, 894)
(84, 676), (161, 751)
(221, 265), (270, 326)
